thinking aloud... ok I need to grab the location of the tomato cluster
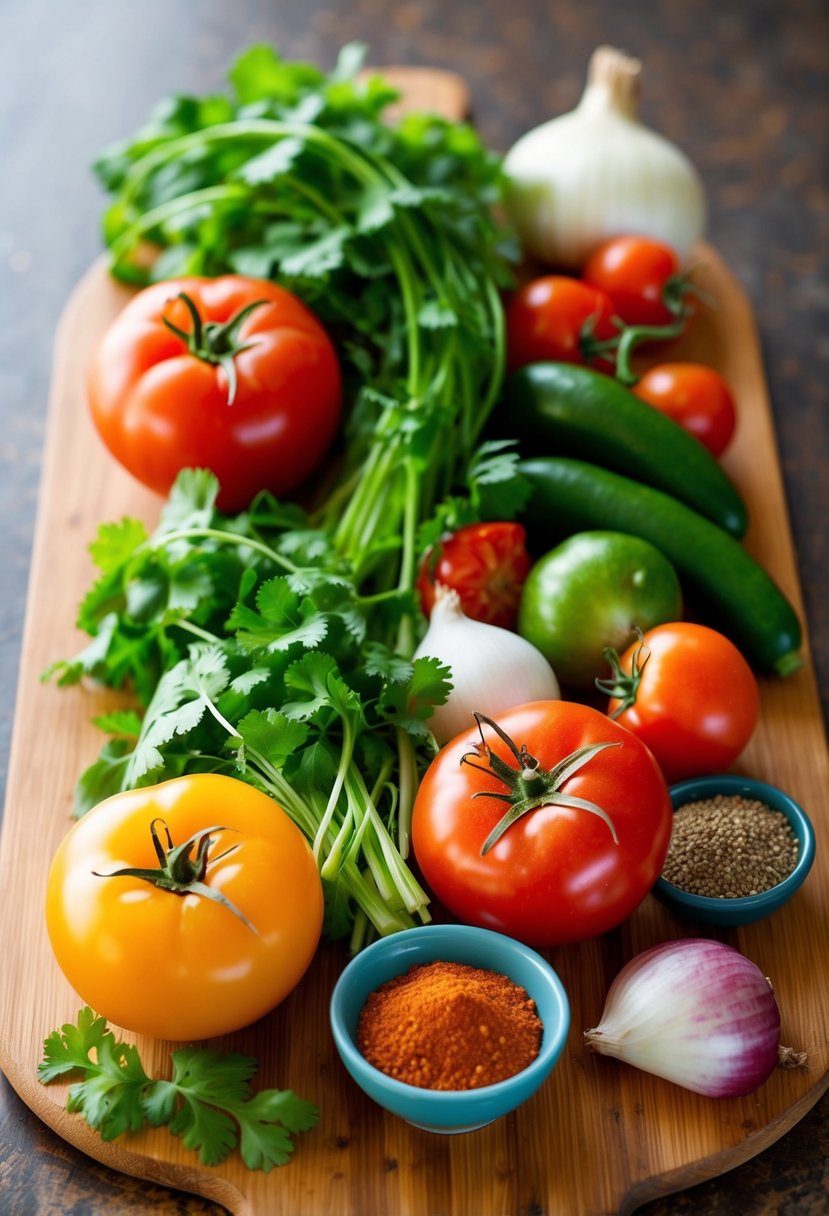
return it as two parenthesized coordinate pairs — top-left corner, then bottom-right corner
(504, 235), (737, 457)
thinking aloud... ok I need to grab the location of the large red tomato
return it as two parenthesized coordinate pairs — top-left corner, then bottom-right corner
(601, 622), (760, 783)
(88, 275), (342, 512)
(411, 700), (672, 946)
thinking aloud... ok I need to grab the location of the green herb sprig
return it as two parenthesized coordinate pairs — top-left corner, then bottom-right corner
(38, 1007), (318, 1171)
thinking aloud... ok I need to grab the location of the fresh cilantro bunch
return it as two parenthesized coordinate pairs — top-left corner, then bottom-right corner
(51, 45), (526, 950)
(47, 470), (454, 948)
(93, 42), (517, 630)
(39, 1007), (318, 1171)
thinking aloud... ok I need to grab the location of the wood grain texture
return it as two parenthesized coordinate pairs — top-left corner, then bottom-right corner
(1, 66), (828, 1216)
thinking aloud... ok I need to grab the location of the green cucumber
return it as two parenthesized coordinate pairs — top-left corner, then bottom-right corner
(499, 362), (748, 538)
(518, 456), (802, 676)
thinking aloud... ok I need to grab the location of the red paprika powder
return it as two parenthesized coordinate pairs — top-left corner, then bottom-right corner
(357, 959), (542, 1090)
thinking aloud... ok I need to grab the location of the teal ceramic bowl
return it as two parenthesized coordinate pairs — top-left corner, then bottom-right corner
(329, 923), (570, 1133)
(654, 774), (816, 928)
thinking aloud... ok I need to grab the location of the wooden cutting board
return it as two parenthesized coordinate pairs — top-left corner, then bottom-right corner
(2, 68), (828, 1216)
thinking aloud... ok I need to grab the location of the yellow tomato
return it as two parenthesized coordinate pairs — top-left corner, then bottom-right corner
(45, 774), (323, 1040)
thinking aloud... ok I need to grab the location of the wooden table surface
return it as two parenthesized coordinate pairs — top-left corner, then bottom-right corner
(2, 1), (828, 1212)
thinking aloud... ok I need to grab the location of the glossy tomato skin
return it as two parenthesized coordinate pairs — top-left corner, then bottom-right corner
(411, 701), (673, 947)
(632, 363), (737, 457)
(505, 276), (618, 372)
(607, 623), (760, 783)
(582, 236), (687, 328)
(45, 774), (324, 1040)
(88, 275), (342, 513)
(417, 521), (532, 629)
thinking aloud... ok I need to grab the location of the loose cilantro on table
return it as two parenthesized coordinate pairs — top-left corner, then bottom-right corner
(39, 1007), (318, 1171)
(48, 45), (525, 950)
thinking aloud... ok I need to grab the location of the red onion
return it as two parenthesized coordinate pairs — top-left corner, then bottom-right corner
(584, 938), (781, 1097)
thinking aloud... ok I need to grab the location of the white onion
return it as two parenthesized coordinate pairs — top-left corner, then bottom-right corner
(503, 46), (707, 269)
(584, 938), (783, 1097)
(413, 585), (560, 745)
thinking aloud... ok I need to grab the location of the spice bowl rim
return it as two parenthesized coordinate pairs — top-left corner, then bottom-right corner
(329, 922), (570, 1133)
(653, 773), (816, 927)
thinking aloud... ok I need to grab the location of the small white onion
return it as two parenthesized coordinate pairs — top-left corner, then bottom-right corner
(503, 45), (707, 269)
(414, 585), (560, 745)
(584, 938), (783, 1098)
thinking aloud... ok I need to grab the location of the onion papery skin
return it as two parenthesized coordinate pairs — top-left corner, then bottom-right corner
(585, 938), (781, 1098)
(413, 585), (560, 744)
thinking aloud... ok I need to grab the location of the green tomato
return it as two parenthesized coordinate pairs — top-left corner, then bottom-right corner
(517, 531), (682, 689)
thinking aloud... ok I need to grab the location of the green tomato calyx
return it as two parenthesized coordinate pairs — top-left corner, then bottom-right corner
(93, 817), (257, 932)
(461, 712), (621, 855)
(596, 629), (650, 717)
(162, 292), (267, 405)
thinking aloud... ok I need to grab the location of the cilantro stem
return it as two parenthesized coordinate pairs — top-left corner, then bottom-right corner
(174, 620), (223, 644)
(148, 526), (296, 571)
(395, 727), (418, 858)
(312, 712), (355, 865)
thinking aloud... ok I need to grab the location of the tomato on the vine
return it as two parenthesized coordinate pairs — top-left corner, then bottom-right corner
(411, 700), (673, 947)
(88, 275), (343, 513)
(45, 774), (324, 1040)
(505, 275), (619, 372)
(599, 622), (760, 783)
(417, 521), (532, 630)
(632, 363), (737, 457)
(582, 235), (693, 328)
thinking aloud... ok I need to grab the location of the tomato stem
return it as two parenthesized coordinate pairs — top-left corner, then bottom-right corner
(162, 292), (268, 405)
(596, 629), (650, 717)
(93, 818), (257, 932)
(462, 712), (621, 854)
(613, 316), (687, 386)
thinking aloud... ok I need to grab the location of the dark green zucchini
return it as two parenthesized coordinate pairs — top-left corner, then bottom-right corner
(499, 362), (748, 539)
(518, 456), (802, 676)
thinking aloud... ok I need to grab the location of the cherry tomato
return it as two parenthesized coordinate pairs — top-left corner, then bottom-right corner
(602, 623), (760, 783)
(45, 774), (324, 1040)
(582, 236), (693, 328)
(632, 363), (737, 457)
(411, 700), (673, 946)
(417, 521), (532, 629)
(88, 275), (342, 513)
(505, 276), (618, 372)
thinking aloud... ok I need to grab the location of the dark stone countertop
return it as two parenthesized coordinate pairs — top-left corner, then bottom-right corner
(1, 1), (827, 1212)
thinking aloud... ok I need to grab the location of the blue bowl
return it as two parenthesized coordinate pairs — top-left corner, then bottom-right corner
(653, 774), (816, 927)
(329, 923), (569, 1133)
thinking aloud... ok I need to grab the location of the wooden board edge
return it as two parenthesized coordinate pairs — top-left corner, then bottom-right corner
(0, 1053), (249, 1215)
(619, 1071), (829, 1214)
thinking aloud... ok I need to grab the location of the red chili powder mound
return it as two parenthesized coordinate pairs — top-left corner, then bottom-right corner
(356, 959), (543, 1090)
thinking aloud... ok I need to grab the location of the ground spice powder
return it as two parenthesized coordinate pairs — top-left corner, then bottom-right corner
(662, 794), (800, 898)
(357, 960), (543, 1090)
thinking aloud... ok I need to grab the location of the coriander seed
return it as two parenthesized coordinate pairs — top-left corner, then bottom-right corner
(661, 794), (799, 899)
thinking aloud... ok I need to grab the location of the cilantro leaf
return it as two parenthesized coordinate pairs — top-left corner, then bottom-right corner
(39, 1009), (317, 1171)
(229, 577), (329, 653)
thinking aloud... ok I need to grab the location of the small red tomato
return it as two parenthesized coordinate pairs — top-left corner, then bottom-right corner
(88, 275), (343, 512)
(602, 622), (760, 783)
(632, 363), (737, 457)
(505, 276), (619, 372)
(417, 521), (532, 630)
(582, 236), (694, 328)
